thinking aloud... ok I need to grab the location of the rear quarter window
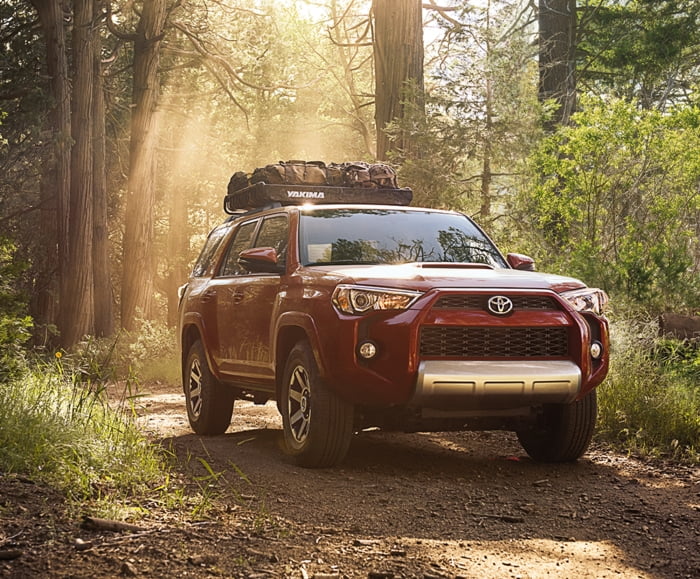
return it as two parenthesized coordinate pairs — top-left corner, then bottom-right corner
(191, 223), (231, 277)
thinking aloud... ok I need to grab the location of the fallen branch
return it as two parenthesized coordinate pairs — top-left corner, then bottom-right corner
(470, 512), (525, 524)
(81, 516), (146, 533)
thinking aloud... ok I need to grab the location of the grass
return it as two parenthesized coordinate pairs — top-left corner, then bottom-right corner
(0, 358), (169, 516)
(0, 326), (253, 523)
(596, 317), (700, 464)
(1, 312), (698, 529)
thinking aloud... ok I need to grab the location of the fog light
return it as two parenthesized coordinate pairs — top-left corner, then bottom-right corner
(590, 341), (603, 360)
(358, 340), (378, 360)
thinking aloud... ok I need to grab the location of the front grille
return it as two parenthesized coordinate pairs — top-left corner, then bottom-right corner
(420, 326), (569, 358)
(433, 295), (559, 311)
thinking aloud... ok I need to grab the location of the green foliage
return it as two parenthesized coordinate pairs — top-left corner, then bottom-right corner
(126, 318), (179, 384)
(0, 238), (32, 381)
(653, 337), (700, 385)
(391, 0), (542, 228)
(579, 0), (700, 108)
(0, 364), (167, 503)
(53, 318), (179, 385)
(520, 96), (700, 312)
(597, 319), (700, 463)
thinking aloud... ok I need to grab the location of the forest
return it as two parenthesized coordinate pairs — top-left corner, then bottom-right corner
(1, 0), (699, 512)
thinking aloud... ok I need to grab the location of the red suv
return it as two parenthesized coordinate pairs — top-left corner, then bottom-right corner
(178, 184), (609, 467)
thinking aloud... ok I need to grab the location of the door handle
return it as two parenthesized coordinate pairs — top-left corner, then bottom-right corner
(200, 289), (217, 303)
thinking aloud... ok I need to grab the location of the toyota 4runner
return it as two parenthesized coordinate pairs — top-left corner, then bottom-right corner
(178, 183), (609, 467)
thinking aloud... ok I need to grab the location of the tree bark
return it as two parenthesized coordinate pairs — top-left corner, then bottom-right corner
(92, 5), (114, 338)
(373, 0), (424, 161)
(165, 186), (189, 327)
(539, 0), (577, 127)
(120, 0), (167, 331)
(480, 1), (494, 220)
(60, 0), (96, 346)
(29, 0), (71, 339)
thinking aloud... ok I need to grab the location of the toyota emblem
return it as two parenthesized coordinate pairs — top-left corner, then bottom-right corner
(487, 295), (514, 315)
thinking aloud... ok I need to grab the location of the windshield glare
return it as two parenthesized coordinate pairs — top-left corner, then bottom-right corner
(299, 208), (506, 268)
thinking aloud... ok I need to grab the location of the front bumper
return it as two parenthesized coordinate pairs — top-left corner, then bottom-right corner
(413, 359), (582, 410)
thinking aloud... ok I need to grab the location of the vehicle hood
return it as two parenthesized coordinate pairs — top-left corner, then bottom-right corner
(310, 263), (587, 294)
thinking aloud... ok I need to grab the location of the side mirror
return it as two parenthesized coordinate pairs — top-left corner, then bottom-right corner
(238, 247), (282, 274)
(507, 253), (536, 271)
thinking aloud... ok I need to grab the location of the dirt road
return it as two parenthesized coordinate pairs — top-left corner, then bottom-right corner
(2, 382), (699, 578)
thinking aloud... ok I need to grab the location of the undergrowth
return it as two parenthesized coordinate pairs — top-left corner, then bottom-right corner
(53, 318), (180, 386)
(597, 317), (700, 464)
(0, 340), (245, 522)
(0, 361), (169, 515)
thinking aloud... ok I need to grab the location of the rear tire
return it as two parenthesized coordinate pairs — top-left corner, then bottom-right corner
(281, 341), (353, 467)
(184, 340), (234, 435)
(517, 390), (597, 462)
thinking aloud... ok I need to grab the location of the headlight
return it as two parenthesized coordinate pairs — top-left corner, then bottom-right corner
(332, 285), (422, 315)
(561, 287), (608, 315)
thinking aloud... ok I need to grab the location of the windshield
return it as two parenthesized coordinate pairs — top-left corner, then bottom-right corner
(299, 208), (507, 268)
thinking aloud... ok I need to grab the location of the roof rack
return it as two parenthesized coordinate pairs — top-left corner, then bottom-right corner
(223, 182), (413, 215)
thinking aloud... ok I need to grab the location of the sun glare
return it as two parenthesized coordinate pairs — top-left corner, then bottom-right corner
(276, 0), (332, 22)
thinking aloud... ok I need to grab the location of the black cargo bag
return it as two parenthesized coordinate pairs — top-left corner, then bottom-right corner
(250, 160), (327, 186)
(231, 160), (400, 191)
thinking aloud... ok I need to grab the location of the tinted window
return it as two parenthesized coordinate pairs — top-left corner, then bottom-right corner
(191, 223), (231, 277)
(254, 215), (289, 268)
(299, 209), (506, 268)
(219, 220), (258, 276)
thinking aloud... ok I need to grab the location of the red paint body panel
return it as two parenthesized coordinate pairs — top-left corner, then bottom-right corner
(178, 204), (610, 415)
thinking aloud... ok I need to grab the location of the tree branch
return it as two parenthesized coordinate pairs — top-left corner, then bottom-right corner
(172, 21), (316, 92)
(423, 0), (462, 28)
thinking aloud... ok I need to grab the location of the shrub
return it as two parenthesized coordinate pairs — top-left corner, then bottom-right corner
(597, 318), (700, 463)
(0, 237), (32, 381)
(126, 318), (179, 384)
(0, 362), (167, 505)
(520, 97), (700, 313)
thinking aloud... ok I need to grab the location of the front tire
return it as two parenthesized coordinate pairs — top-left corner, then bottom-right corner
(184, 340), (234, 435)
(517, 390), (597, 462)
(281, 341), (353, 467)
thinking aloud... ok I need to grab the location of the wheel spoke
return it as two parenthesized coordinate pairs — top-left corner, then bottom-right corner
(297, 415), (310, 439)
(293, 367), (308, 389)
(290, 408), (305, 426)
(189, 359), (203, 417)
(288, 364), (311, 443)
(290, 408), (310, 442)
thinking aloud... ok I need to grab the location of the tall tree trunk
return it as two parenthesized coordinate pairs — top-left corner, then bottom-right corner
(121, 0), (167, 331)
(538, 0), (577, 127)
(92, 5), (114, 338)
(373, 0), (424, 161)
(480, 0), (494, 220)
(29, 0), (71, 341)
(60, 0), (96, 346)
(165, 185), (189, 327)
(480, 76), (493, 220)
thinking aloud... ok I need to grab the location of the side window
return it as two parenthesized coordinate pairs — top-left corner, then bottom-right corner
(254, 215), (289, 268)
(191, 223), (231, 277)
(218, 220), (258, 277)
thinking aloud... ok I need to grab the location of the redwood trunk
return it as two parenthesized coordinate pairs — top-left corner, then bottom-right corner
(121, 0), (167, 330)
(29, 0), (71, 337)
(92, 12), (114, 338)
(373, 0), (424, 161)
(61, 0), (96, 346)
(539, 0), (577, 127)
